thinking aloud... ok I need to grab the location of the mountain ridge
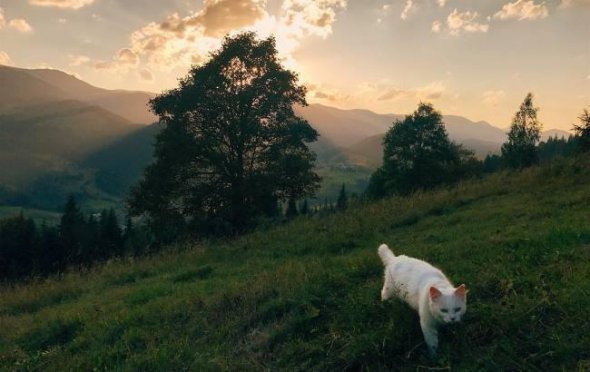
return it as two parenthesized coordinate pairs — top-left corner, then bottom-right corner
(0, 65), (157, 124)
(0, 65), (573, 211)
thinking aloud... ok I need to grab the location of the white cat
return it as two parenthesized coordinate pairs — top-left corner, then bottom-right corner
(378, 244), (467, 356)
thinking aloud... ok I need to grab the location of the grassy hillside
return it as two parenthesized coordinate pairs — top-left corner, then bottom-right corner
(1, 157), (589, 370)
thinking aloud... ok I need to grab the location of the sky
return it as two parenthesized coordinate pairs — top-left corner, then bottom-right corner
(0, 0), (588, 130)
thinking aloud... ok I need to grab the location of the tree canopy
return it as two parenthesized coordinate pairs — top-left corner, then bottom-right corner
(129, 32), (320, 238)
(367, 103), (474, 197)
(501, 93), (542, 169)
(573, 108), (590, 152)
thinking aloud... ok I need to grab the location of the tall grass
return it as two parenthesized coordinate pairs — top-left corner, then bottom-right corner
(1, 156), (589, 370)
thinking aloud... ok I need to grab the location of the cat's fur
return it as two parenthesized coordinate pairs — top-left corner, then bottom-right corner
(378, 244), (467, 356)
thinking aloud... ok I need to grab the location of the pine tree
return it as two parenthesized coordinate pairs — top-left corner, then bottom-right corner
(286, 198), (298, 219)
(59, 194), (85, 265)
(85, 214), (100, 263)
(0, 214), (37, 279)
(39, 222), (63, 274)
(100, 209), (123, 258)
(336, 184), (348, 211)
(123, 216), (135, 256)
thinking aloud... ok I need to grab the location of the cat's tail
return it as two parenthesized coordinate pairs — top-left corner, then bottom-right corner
(378, 244), (395, 266)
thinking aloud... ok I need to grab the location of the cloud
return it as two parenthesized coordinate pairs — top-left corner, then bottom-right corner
(80, 0), (346, 80)
(123, 0), (272, 69)
(116, 48), (139, 65)
(0, 51), (13, 66)
(559, 0), (590, 7)
(69, 54), (114, 70)
(197, 0), (268, 37)
(482, 90), (506, 106)
(431, 20), (442, 33)
(9, 19), (33, 33)
(378, 88), (409, 101)
(400, 0), (414, 20)
(494, 0), (548, 21)
(1, 8), (33, 33)
(69, 54), (90, 66)
(371, 81), (446, 102)
(29, 0), (95, 10)
(446, 9), (489, 35)
(306, 83), (350, 102)
(281, 0), (347, 39)
(138, 68), (155, 82)
(416, 81), (445, 100)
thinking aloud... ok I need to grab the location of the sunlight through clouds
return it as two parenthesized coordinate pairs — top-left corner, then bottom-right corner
(0, 51), (13, 66)
(29, 0), (95, 10)
(0, 8), (33, 33)
(79, 0), (347, 78)
(9, 19), (33, 33)
(400, 0), (415, 20)
(447, 9), (489, 35)
(494, 0), (548, 21)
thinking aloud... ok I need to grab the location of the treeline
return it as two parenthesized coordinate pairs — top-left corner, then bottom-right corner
(482, 135), (581, 173)
(367, 95), (590, 198)
(284, 184), (351, 218)
(3, 33), (589, 280)
(0, 196), (150, 281)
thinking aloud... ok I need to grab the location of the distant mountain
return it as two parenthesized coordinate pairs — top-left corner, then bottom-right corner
(0, 100), (141, 186)
(295, 104), (505, 166)
(0, 66), (574, 212)
(297, 105), (573, 168)
(0, 66), (156, 186)
(82, 124), (161, 196)
(295, 104), (402, 148)
(0, 66), (153, 210)
(541, 129), (571, 141)
(0, 65), (156, 124)
(0, 66), (67, 106)
(294, 104), (511, 150)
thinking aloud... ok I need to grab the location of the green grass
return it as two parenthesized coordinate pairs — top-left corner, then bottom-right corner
(1, 156), (590, 370)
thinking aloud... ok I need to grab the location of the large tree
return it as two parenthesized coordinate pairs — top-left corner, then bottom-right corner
(367, 103), (472, 197)
(501, 93), (542, 169)
(129, 32), (320, 237)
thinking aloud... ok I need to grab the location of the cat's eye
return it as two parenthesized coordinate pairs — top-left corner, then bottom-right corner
(441, 309), (448, 313)
(454, 307), (461, 312)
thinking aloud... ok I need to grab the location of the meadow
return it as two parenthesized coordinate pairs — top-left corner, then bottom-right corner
(1, 156), (589, 371)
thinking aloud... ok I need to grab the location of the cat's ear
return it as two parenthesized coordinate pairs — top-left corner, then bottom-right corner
(455, 284), (467, 298)
(429, 286), (442, 301)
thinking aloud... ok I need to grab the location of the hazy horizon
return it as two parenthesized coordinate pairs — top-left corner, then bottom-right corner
(1, 0), (588, 130)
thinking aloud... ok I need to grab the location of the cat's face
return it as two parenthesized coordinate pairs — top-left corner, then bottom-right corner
(429, 285), (467, 324)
